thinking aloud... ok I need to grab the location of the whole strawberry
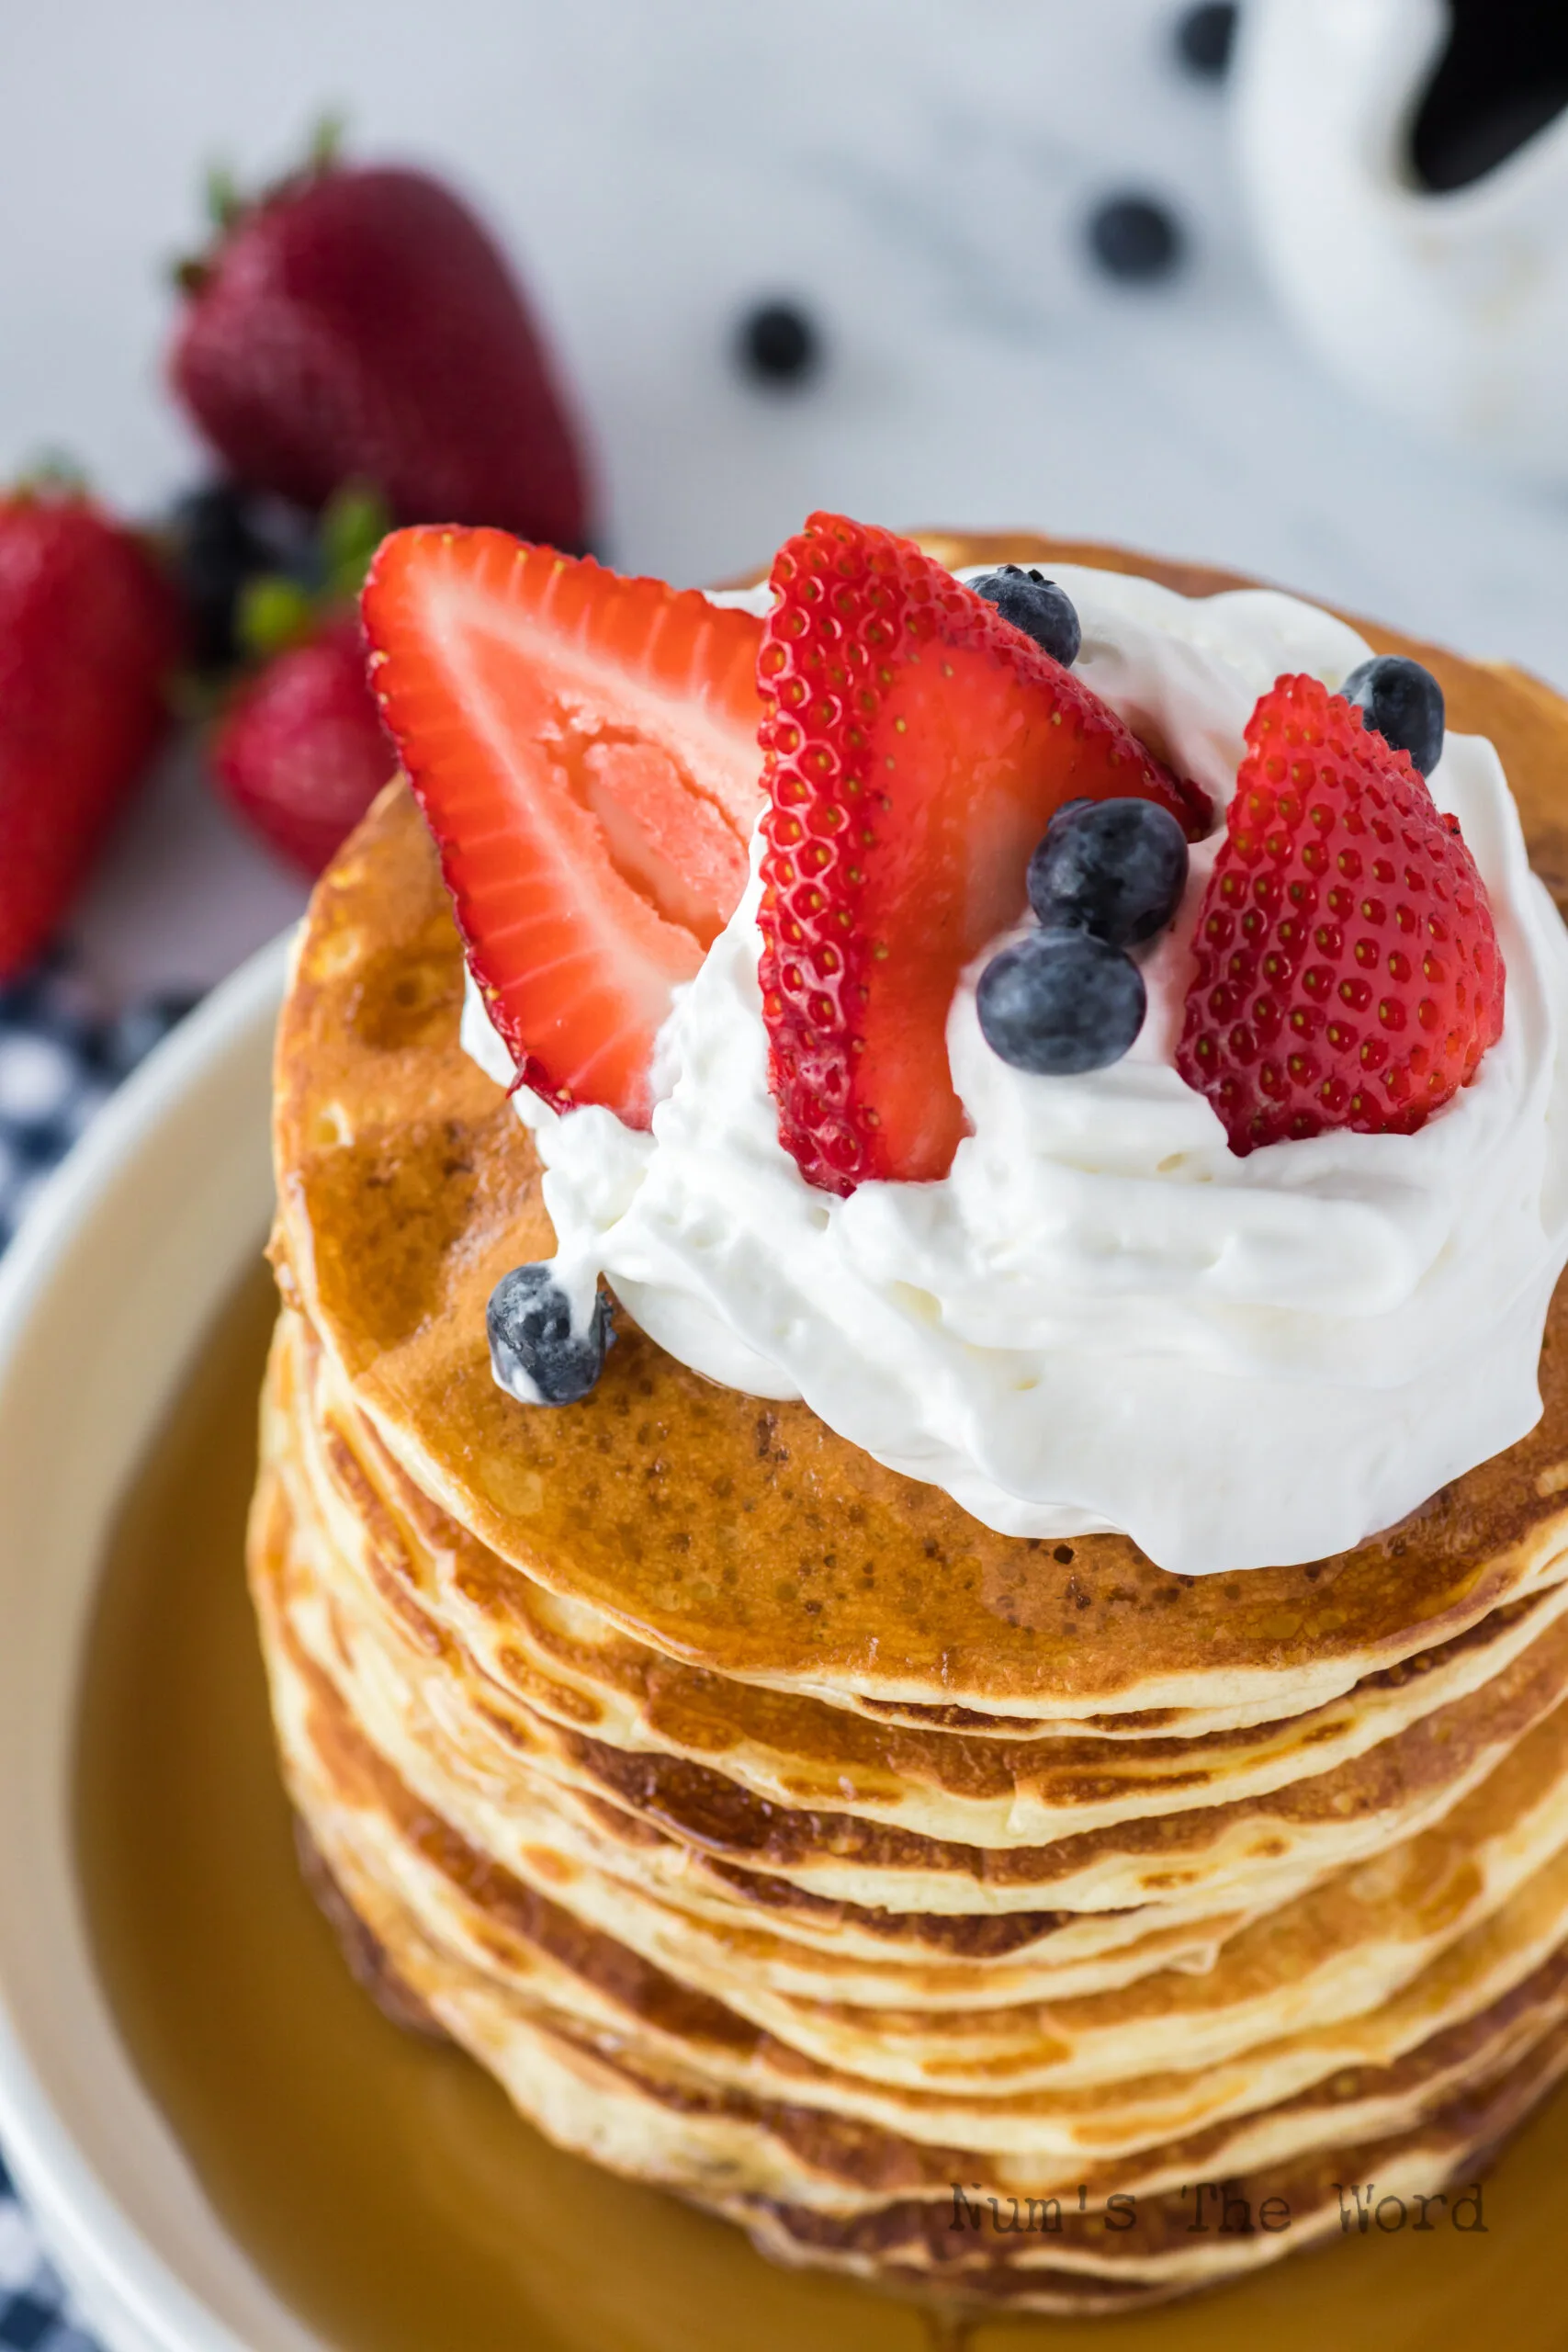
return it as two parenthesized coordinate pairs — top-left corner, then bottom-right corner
(169, 141), (589, 551)
(210, 612), (391, 875)
(0, 482), (183, 978)
(1177, 671), (1505, 1153)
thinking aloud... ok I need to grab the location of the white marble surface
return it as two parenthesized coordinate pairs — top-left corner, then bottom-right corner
(4, 0), (1568, 997)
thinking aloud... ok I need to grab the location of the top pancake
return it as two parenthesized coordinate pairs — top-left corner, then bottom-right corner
(271, 534), (1568, 1724)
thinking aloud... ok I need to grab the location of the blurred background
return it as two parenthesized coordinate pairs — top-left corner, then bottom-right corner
(2, 0), (1567, 1042)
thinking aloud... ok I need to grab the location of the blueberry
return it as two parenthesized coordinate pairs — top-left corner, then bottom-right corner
(1028, 797), (1189, 949)
(487, 1263), (613, 1407)
(1086, 193), (1185, 284)
(970, 567), (1081, 667)
(1341, 655), (1446, 776)
(1174, 3), (1238, 79)
(978, 931), (1146, 1076)
(737, 300), (821, 388)
(163, 480), (279, 670)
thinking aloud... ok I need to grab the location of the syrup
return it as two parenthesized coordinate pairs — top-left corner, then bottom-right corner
(72, 1263), (1568, 2350)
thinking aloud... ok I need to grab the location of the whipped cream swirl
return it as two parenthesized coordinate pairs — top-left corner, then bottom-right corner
(463, 564), (1568, 1577)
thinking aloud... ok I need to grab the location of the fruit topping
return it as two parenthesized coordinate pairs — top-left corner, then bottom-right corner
(161, 478), (306, 673)
(970, 567), (1082, 666)
(1087, 192), (1186, 282)
(755, 512), (1210, 1193)
(211, 612), (391, 875)
(207, 484), (393, 874)
(978, 930), (1147, 1076)
(169, 130), (590, 550)
(1027, 795), (1189, 945)
(0, 478), (184, 978)
(1177, 672), (1504, 1154)
(362, 527), (765, 1127)
(1175, 2), (1239, 78)
(737, 300), (822, 389)
(488, 1262), (613, 1406)
(974, 797), (1186, 1077)
(1342, 653), (1445, 777)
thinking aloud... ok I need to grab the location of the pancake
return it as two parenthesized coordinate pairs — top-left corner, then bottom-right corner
(272, 1310), (1568, 1953)
(254, 532), (1568, 2313)
(295, 1301), (1568, 1839)
(259, 1408), (1568, 2086)
(250, 1464), (1568, 2310)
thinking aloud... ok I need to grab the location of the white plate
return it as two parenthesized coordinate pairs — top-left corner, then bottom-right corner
(0, 932), (331, 2352)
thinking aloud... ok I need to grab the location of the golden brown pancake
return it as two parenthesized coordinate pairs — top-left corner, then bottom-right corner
(251, 1444), (1568, 2312)
(254, 534), (1568, 2313)
(275, 1308), (1568, 1944)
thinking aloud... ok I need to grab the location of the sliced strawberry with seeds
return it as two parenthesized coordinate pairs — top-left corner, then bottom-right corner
(756, 513), (1210, 1193)
(1176, 672), (1505, 1154)
(362, 527), (763, 1125)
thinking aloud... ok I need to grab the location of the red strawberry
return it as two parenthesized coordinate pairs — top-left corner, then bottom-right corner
(1176, 672), (1505, 1154)
(756, 513), (1210, 1193)
(170, 153), (589, 551)
(362, 527), (764, 1126)
(0, 482), (183, 978)
(210, 613), (392, 875)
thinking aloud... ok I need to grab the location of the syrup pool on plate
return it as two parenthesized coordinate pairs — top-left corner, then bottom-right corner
(69, 1260), (1568, 2352)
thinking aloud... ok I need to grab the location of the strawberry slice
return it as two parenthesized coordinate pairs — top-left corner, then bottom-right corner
(362, 527), (764, 1125)
(1177, 673), (1505, 1154)
(757, 514), (1210, 1193)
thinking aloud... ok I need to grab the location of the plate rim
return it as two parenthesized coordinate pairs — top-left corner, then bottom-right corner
(0, 928), (327, 2352)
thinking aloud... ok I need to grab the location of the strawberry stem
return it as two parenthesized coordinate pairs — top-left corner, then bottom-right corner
(308, 112), (346, 175)
(175, 116), (350, 298)
(236, 574), (317, 662)
(205, 163), (242, 232)
(229, 485), (388, 666)
(10, 452), (89, 499)
(319, 481), (389, 603)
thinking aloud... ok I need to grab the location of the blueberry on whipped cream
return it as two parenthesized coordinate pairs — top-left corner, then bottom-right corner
(487, 1263), (613, 1407)
(1028, 797), (1190, 947)
(1342, 653), (1446, 776)
(977, 798), (1188, 1075)
(970, 566), (1082, 666)
(978, 929), (1146, 1075)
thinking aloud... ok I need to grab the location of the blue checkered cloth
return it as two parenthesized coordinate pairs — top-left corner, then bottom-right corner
(0, 2153), (96, 2351)
(0, 959), (196, 2352)
(0, 961), (196, 1253)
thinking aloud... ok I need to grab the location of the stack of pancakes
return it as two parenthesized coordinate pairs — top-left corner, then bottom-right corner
(252, 538), (1568, 2317)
